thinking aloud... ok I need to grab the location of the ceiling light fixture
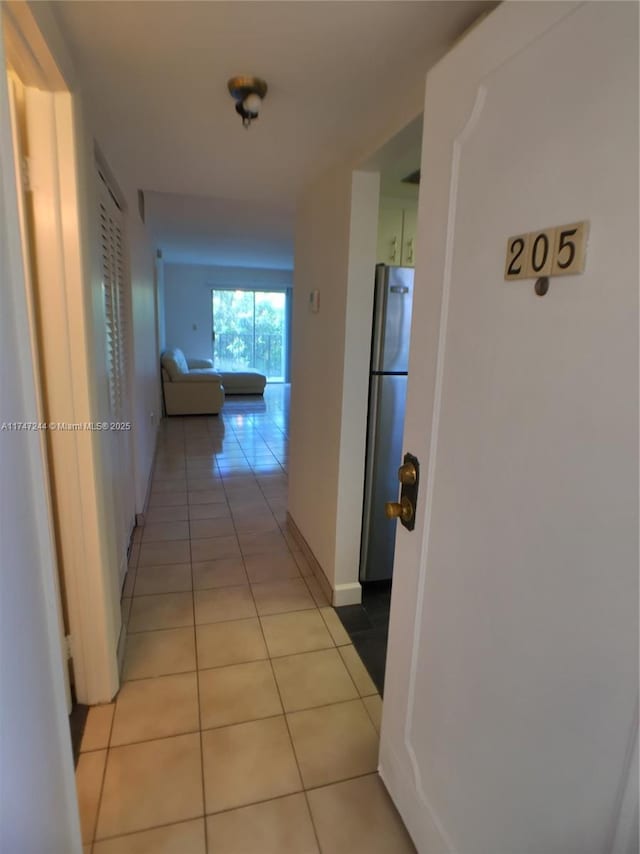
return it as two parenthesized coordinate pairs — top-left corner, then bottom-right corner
(227, 76), (268, 129)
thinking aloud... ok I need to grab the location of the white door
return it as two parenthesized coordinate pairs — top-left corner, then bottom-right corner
(380, 4), (638, 854)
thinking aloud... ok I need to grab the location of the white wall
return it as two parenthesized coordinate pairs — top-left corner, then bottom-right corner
(333, 172), (381, 598)
(288, 168), (379, 602)
(289, 165), (353, 586)
(288, 95), (432, 600)
(164, 262), (293, 361)
(288, 25), (440, 601)
(0, 35), (81, 851)
(156, 252), (166, 352)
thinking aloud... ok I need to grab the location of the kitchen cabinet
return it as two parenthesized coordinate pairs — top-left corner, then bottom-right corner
(376, 197), (418, 267)
(401, 206), (417, 267)
(377, 202), (404, 266)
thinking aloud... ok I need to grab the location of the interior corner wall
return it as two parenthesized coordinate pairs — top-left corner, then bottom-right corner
(288, 167), (379, 601)
(163, 262), (294, 361)
(156, 253), (166, 353)
(287, 57), (428, 602)
(333, 170), (380, 597)
(285, 288), (293, 384)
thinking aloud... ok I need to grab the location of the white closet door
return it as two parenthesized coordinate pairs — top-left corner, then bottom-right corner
(98, 176), (135, 587)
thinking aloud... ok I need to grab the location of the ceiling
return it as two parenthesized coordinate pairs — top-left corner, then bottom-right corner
(370, 115), (424, 200)
(145, 191), (294, 268)
(52, 1), (493, 267)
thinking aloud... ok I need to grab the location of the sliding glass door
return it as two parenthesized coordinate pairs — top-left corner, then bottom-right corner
(211, 289), (288, 382)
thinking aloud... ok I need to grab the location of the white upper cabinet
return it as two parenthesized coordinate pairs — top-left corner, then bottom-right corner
(401, 206), (417, 267)
(376, 196), (418, 267)
(377, 200), (404, 265)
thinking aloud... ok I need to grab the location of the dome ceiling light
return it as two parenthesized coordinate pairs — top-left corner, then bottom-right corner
(227, 76), (268, 129)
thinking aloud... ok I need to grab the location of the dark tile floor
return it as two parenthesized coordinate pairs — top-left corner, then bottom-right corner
(335, 581), (392, 695)
(69, 702), (89, 765)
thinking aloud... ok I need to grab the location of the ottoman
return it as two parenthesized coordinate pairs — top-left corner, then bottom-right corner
(219, 371), (267, 395)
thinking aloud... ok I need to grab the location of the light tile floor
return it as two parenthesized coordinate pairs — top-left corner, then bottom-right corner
(76, 386), (414, 853)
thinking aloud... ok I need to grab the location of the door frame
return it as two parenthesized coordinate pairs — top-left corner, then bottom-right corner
(0, 13), (82, 854)
(6, 68), (72, 714)
(2, 1), (121, 704)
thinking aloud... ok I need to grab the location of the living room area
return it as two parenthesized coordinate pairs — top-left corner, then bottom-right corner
(158, 255), (293, 402)
(147, 187), (294, 412)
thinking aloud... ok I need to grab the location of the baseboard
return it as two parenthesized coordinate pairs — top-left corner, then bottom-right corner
(138, 417), (161, 524)
(286, 512), (334, 603)
(333, 582), (363, 606)
(379, 742), (454, 853)
(116, 621), (127, 680)
(286, 512), (362, 606)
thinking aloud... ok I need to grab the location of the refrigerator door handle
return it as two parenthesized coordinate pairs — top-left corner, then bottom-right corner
(360, 376), (381, 577)
(370, 266), (389, 372)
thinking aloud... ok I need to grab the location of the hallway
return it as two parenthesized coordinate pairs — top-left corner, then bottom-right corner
(75, 386), (414, 853)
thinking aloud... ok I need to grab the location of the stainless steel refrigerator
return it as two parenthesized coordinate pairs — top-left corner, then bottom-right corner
(360, 264), (414, 583)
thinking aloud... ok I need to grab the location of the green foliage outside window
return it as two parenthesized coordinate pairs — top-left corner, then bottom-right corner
(212, 289), (286, 381)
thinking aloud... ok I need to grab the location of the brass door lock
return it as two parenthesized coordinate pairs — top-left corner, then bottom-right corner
(385, 452), (420, 532)
(398, 461), (417, 485)
(385, 496), (414, 524)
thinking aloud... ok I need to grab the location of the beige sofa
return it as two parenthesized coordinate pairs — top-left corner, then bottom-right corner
(161, 349), (225, 415)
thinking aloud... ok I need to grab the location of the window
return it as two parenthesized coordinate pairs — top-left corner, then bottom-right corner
(212, 289), (289, 382)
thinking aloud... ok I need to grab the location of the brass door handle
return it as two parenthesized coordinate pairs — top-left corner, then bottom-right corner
(390, 453), (420, 532)
(385, 496), (414, 524)
(398, 461), (417, 486)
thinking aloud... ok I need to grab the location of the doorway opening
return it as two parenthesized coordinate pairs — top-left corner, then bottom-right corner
(335, 115), (423, 696)
(211, 288), (289, 382)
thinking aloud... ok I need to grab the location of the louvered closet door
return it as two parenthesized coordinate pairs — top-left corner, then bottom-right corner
(99, 177), (135, 586)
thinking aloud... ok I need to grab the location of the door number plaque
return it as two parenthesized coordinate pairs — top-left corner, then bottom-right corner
(504, 221), (589, 286)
